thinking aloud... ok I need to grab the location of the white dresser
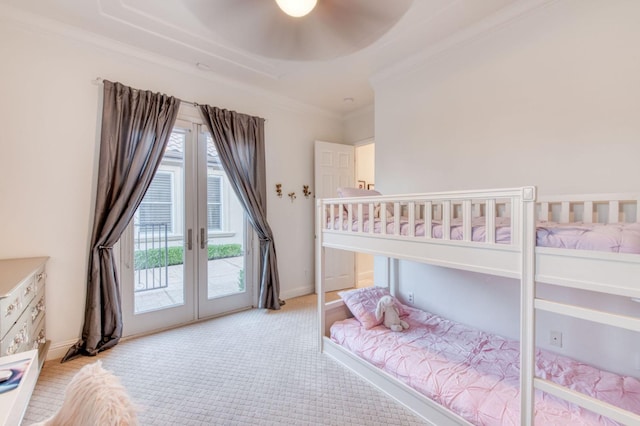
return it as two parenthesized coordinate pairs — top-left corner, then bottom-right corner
(0, 257), (49, 366)
(0, 257), (49, 425)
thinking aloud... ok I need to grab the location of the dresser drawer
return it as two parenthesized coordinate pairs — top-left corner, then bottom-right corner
(0, 310), (30, 356)
(30, 316), (46, 352)
(0, 276), (31, 340)
(25, 265), (45, 306)
(28, 286), (45, 329)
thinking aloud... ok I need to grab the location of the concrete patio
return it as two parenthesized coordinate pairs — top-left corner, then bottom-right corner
(134, 256), (244, 313)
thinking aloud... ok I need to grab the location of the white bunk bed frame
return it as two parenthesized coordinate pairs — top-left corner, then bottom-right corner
(315, 186), (640, 426)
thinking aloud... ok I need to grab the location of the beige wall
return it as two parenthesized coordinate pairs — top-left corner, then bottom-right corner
(0, 11), (344, 358)
(372, 0), (640, 376)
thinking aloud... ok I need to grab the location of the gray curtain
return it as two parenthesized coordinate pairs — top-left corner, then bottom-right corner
(62, 80), (179, 362)
(199, 106), (281, 310)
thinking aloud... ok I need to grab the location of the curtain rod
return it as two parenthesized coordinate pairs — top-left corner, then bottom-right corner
(92, 77), (267, 121)
(93, 77), (200, 107)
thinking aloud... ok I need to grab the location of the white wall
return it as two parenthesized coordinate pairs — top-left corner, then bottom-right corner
(343, 105), (374, 144)
(373, 0), (640, 376)
(0, 11), (343, 358)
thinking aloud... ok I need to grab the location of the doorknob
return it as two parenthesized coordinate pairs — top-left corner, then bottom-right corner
(187, 229), (193, 250)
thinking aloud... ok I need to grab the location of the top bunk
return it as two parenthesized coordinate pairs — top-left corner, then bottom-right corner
(316, 186), (640, 297)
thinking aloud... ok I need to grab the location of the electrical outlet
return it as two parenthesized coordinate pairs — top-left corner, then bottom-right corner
(407, 292), (414, 304)
(550, 331), (563, 348)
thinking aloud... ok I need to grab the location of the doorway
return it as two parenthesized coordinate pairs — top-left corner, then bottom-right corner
(120, 113), (254, 337)
(314, 139), (374, 293)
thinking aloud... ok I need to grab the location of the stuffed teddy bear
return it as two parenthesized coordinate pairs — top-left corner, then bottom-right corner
(375, 295), (409, 332)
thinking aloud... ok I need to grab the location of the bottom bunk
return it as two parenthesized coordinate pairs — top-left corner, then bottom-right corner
(323, 288), (640, 426)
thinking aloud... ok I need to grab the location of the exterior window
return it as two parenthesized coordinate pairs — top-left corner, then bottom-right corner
(138, 171), (173, 233)
(207, 174), (222, 231)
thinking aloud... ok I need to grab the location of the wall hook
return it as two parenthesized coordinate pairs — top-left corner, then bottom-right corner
(288, 192), (296, 202)
(303, 185), (312, 198)
(276, 183), (282, 198)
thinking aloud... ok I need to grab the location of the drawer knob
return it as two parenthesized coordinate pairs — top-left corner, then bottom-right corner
(5, 301), (19, 317)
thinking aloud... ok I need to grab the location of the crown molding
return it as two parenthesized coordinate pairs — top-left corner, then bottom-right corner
(97, 0), (282, 80)
(0, 3), (343, 121)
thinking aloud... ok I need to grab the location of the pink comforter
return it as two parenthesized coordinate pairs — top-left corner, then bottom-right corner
(328, 216), (640, 254)
(331, 307), (640, 425)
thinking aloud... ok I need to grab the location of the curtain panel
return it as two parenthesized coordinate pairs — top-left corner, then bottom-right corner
(199, 106), (282, 310)
(62, 80), (179, 362)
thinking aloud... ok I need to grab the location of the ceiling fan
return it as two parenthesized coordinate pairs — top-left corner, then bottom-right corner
(185, 0), (414, 61)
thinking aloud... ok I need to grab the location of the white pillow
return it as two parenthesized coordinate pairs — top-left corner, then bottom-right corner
(337, 187), (382, 198)
(337, 187), (394, 217)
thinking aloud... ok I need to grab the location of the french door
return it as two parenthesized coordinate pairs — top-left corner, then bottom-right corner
(120, 116), (255, 337)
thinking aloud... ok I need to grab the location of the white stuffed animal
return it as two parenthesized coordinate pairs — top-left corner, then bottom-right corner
(375, 295), (409, 332)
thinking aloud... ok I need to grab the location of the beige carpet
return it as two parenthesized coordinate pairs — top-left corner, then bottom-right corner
(23, 294), (427, 425)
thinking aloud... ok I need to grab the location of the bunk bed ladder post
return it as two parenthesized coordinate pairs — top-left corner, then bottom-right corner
(316, 199), (326, 352)
(520, 187), (537, 426)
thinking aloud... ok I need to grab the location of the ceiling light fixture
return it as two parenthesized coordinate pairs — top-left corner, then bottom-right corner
(275, 0), (318, 18)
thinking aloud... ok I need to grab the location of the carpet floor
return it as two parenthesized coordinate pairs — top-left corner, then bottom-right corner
(23, 294), (427, 425)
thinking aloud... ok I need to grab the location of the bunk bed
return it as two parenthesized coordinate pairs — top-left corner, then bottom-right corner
(315, 187), (640, 425)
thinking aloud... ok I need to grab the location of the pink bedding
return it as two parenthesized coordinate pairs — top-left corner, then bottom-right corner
(327, 215), (640, 254)
(331, 306), (640, 425)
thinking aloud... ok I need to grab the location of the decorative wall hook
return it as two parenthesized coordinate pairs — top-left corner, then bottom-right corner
(303, 185), (312, 198)
(288, 192), (297, 202)
(276, 183), (282, 198)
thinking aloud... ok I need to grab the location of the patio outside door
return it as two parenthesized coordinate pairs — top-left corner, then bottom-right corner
(120, 117), (254, 337)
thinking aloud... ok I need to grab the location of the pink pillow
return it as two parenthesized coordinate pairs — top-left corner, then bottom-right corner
(338, 287), (408, 329)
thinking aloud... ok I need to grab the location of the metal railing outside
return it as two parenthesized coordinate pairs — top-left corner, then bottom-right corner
(134, 222), (169, 292)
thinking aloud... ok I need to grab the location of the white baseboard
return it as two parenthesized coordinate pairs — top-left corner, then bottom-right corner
(45, 339), (78, 362)
(280, 284), (314, 301)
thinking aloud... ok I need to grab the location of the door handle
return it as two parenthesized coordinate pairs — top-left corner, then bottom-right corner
(187, 229), (193, 250)
(200, 228), (207, 249)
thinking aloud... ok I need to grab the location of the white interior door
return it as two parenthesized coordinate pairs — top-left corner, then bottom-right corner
(314, 140), (356, 292)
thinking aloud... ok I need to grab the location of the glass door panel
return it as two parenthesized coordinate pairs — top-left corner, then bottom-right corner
(197, 132), (253, 318)
(121, 124), (196, 336)
(133, 130), (187, 314)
